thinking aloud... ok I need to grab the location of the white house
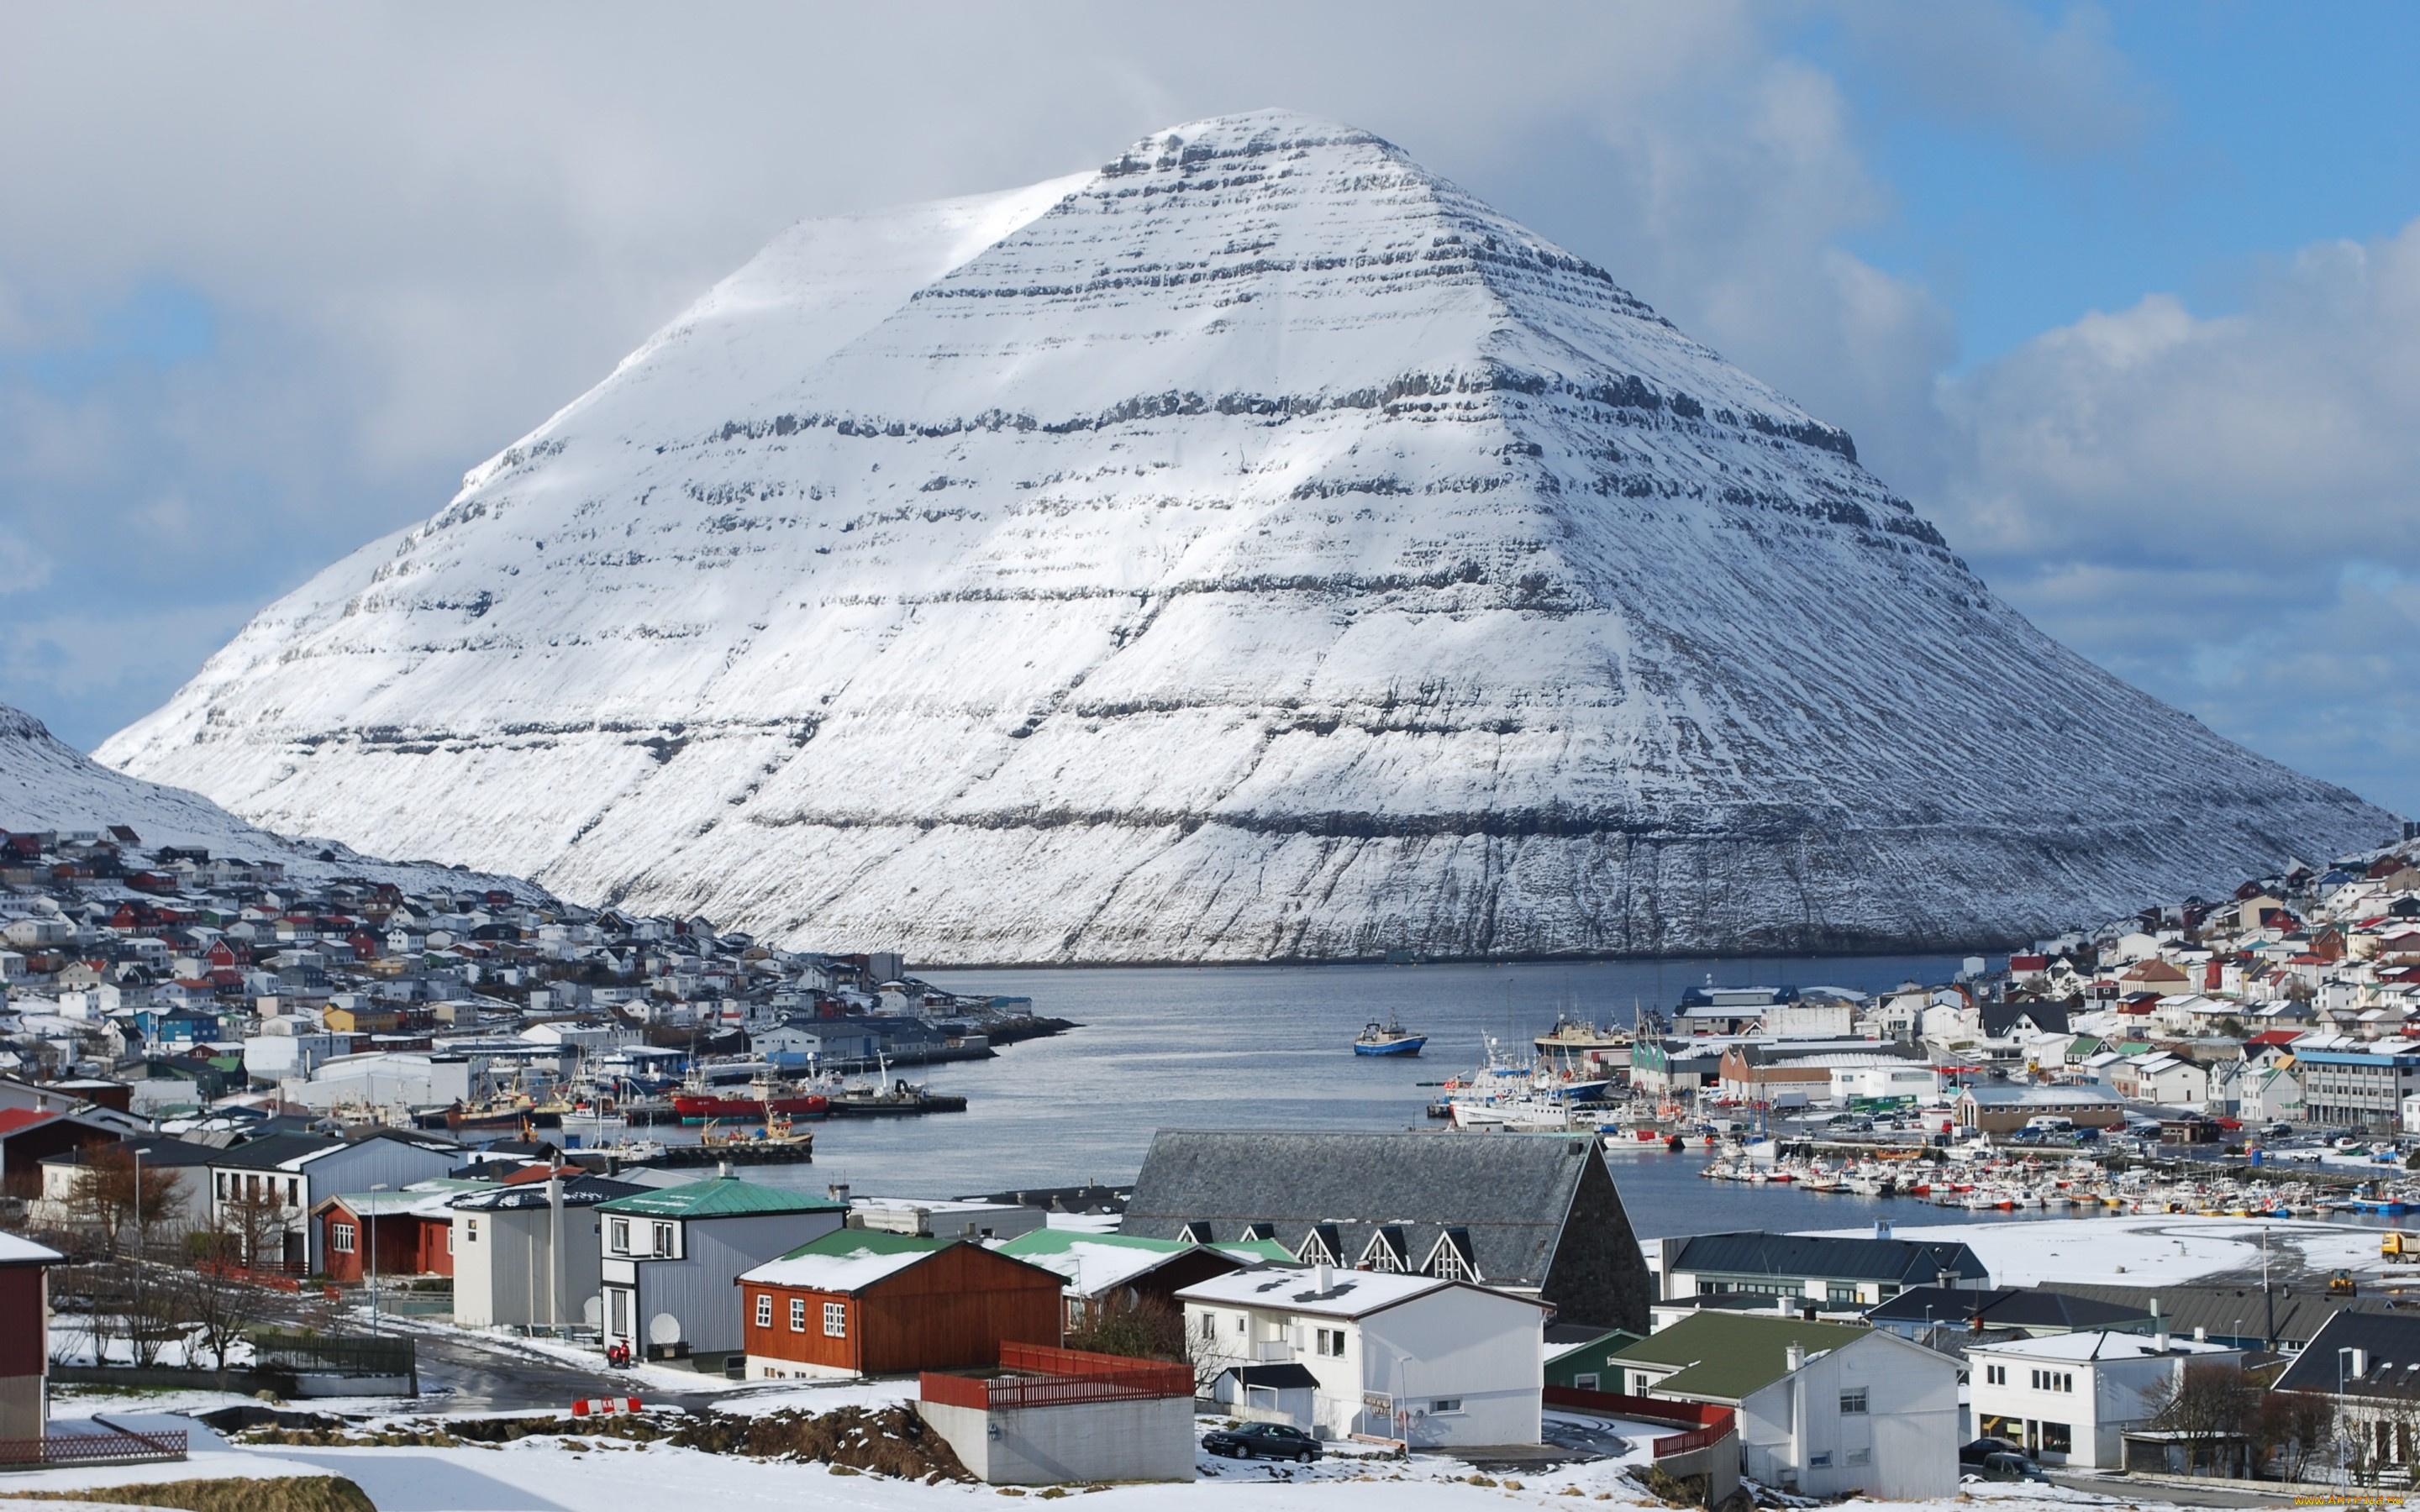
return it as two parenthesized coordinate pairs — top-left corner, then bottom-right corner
(204, 1129), (460, 1273)
(1737, 1330), (1960, 1500)
(1176, 1264), (1549, 1447)
(450, 1173), (643, 1329)
(1967, 1331), (2239, 1468)
(596, 1174), (847, 1372)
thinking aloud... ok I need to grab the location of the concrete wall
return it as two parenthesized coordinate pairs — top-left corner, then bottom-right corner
(918, 1395), (1194, 1485)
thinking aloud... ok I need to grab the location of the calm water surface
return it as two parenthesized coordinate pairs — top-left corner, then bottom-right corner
(706, 954), (2046, 1232)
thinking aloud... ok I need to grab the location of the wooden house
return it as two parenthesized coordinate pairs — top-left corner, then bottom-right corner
(737, 1230), (1064, 1380)
(0, 1231), (62, 1440)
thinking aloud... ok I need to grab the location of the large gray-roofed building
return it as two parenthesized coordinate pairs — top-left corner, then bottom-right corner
(1122, 1130), (1653, 1331)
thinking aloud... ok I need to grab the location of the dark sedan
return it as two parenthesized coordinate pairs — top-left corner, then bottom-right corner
(1202, 1422), (1323, 1462)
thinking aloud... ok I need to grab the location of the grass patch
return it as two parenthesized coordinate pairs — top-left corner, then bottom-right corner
(1, 1476), (375, 1512)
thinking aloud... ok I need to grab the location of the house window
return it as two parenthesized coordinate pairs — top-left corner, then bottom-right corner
(2040, 1422), (2073, 1454)
(447, 1228), (455, 1254)
(2029, 1369), (2074, 1393)
(1985, 1364), (2006, 1385)
(609, 1219), (629, 1253)
(466, 1219), (479, 1243)
(1633, 1372), (1652, 1395)
(1827, 1284), (1858, 1306)
(287, 1178), (298, 1204)
(1315, 1329), (1345, 1357)
(1200, 1312), (1216, 1340)
(1430, 1399), (1461, 1414)
(790, 1298), (807, 1332)
(1839, 1388), (1868, 1414)
(1846, 1449), (1870, 1467)
(755, 1294), (772, 1328)
(1575, 1373), (1600, 1392)
(823, 1302), (847, 1338)
(332, 1222), (355, 1253)
(652, 1221), (674, 1257)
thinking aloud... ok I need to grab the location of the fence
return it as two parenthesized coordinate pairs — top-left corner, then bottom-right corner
(0, 1428), (188, 1470)
(1542, 1385), (1733, 1431)
(1652, 1412), (1738, 1461)
(249, 1331), (417, 1378)
(921, 1342), (1194, 1414)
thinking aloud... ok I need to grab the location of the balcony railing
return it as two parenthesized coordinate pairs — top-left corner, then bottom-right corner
(920, 1342), (1195, 1414)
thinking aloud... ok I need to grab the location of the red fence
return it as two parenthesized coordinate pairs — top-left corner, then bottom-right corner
(920, 1342), (1193, 1414)
(0, 1429), (188, 1469)
(1542, 1385), (1732, 1430)
(1652, 1413), (1737, 1460)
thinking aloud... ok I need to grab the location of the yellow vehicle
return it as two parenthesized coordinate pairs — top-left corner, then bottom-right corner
(2386, 1230), (2420, 1259)
(2330, 1269), (2360, 1297)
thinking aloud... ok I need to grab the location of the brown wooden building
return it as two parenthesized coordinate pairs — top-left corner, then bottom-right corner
(313, 1191), (456, 1284)
(737, 1230), (1063, 1379)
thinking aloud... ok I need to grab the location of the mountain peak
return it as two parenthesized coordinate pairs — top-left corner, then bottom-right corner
(97, 118), (2391, 960)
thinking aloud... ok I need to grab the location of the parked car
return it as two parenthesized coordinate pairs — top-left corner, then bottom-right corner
(1958, 1436), (2020, 1466)
(1202, 1423), (1322, 1463)
(1967, 1452), (2049, 1483)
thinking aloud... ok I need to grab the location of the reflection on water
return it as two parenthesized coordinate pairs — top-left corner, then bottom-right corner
(718, 954), (1973, 1215)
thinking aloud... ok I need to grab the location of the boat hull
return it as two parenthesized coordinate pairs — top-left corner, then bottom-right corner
(1354, 1037), (1426, 1057)
(672, 1094), (830, 1123)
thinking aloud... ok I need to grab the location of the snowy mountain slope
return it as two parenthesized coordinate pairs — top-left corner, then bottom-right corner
(0, 704), (544, 897)
(100, 111), (2394, 960)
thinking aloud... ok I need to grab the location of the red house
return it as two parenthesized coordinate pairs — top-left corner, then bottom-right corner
(1, 1232), (63, 1440)
(314, 1191), (457, 1284)
(737, 1231), (1064, 1380)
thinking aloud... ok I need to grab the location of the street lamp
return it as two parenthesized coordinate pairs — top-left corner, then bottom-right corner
(2340, 1345), (2358, 1484)
(368, 1183), (388, 1336)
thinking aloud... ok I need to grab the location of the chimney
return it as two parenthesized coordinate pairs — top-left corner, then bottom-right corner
(1315, 1262), (1334, 1294)
(716, 1160), (731, 1179)
(1875, 1219), (1892, 1240)
(1776, 1294), (1794, 1315)
(1785, 1342), (1806, 1373)
(2153, 1298), (2169, 1352)
(828, 1182), (850, 1203)
(2194, 1326), (2207, 1343)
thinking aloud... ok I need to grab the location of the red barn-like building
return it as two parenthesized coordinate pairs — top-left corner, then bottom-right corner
(1, 1232), (63, 1440)
(738, 1231), (1063, 1380)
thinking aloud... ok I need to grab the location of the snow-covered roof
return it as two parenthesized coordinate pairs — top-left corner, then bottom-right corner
(740, 1230), (950, 1293)
(0, 1231), (65, 1265)
(1175, 1265), (1539, 1320)
(1970, 1330), (2235, 1363)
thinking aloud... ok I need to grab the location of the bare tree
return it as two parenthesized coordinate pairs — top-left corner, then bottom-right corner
(1065, 1292), (1186, 1362)
(2146, 1362), (2260, 1476)
(219, 1179), (292, 1274)
(62, 1147), (184, 1260)
(2258, 1390), (2335, 1483)
(177, 1220), (263, 1373)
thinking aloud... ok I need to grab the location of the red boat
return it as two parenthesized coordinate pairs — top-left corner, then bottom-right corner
(672, 1091), (829, 1123)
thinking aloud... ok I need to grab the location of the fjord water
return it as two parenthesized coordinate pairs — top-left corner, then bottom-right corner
(732, 954), (2028, 1236)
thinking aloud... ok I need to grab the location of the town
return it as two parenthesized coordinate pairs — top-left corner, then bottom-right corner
(6, 827), (2420, 1508)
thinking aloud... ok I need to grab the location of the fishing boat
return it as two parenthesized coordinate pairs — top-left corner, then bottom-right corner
(1354, 1016), (1428, 1056)
(1533, 1014), (1634, 1072)
(671, 1068), (832, 1123)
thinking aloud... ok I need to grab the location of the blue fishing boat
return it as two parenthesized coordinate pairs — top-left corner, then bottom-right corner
(1354, 1016), (1427, 1057)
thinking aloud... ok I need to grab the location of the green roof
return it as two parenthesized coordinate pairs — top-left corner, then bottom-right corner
(594, 1174), (844, 1219)
(775, 1228), (948, 1263)
(996, 1229), (1297, 1266)
(1609, 1313), (1870, 1404)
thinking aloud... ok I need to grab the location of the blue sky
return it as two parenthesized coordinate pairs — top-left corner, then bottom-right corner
(0, 1), (2415, 821)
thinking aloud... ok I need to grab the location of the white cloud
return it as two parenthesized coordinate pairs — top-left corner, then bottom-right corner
(1933, 218), (2420, 811)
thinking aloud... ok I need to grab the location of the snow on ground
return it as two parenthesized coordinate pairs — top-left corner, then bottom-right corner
(1804, 1213), (2381, 1287)
(6, 1408), (2131, 1512)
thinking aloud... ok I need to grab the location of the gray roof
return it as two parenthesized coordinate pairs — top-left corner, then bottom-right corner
(1124, 1130), (1599, 1287)
(2275, 1311), (2420, 1395)
(1867, 1285), (2149, 1332)
(1672, 1231), (1989, 1286)
(2047, 1281), (2409, 1349)
(450, 1174), (644, 1210)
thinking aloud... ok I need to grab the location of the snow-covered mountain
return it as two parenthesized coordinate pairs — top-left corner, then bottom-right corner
(99, 111), (2393, 961)
(0, 704), (542, 896)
